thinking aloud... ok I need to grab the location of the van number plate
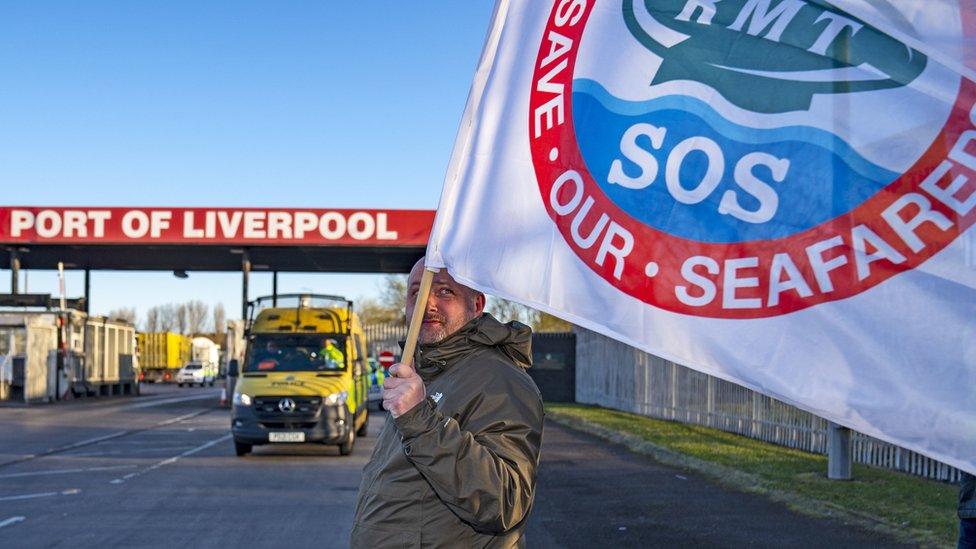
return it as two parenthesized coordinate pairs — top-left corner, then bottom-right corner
(269, 432), (305, 443)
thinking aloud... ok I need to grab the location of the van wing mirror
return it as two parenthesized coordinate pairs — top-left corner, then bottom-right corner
(228, 359), (239, 377)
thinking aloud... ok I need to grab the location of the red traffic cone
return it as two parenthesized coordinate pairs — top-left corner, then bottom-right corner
(219, 387), (228, 407)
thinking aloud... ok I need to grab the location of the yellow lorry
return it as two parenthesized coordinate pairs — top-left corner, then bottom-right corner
(136, 332), (192, 383)
(230, 294), (370, 457)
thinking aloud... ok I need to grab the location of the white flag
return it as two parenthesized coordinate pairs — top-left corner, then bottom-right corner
(427, 0), (976, 474)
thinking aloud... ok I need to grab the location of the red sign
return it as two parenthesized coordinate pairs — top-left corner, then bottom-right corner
(378, 351), (395, 370)
(0, 207), (434, 246)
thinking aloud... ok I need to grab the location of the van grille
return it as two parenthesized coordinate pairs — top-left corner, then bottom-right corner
(254, 396), (321, 429)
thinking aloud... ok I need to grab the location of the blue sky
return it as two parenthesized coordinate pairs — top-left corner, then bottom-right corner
(0, 1), (495, 324)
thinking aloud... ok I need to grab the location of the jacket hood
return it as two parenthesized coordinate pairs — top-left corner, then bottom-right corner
(411, 313), (532, 381)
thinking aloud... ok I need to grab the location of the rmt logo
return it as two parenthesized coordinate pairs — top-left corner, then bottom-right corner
(623, 0), (927, 113)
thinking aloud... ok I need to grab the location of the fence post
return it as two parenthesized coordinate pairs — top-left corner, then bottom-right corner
(669, 362), (678, 420)
(828, 422), (853, 480)
(706, 375), (715, 427)
(749, 390), (762, 440)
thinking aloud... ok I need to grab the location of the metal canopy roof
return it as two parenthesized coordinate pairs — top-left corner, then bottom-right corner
(0, 207), (434, 274)
(0, 244), (424, 273)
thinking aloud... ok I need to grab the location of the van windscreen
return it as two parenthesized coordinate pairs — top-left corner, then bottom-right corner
(245, 334), (346, 373)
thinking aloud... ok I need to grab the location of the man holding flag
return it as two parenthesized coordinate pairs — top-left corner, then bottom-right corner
(356, 0), (974, 543)
(423, 0), (975, 476)
(351, 259), (544, 548)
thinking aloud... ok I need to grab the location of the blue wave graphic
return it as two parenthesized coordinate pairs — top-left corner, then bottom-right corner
(575, 79), (897, 184)
(572, 79), (899, 243)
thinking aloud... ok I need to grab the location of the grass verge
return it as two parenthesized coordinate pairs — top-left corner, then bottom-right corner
(545, 402), (958, 548)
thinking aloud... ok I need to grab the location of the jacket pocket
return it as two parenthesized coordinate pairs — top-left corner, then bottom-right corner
(350, 521), (419, 549)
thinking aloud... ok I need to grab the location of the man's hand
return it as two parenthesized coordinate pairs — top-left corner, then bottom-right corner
(383, 361), (426, 418)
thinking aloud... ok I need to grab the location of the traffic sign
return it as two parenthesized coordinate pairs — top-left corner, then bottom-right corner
(378, 351), (395, 370)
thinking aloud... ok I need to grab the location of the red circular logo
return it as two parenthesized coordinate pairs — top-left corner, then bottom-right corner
(529, 0), (976, 318)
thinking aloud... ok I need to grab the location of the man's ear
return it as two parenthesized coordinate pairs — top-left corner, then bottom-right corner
(473, 292), (486, 314)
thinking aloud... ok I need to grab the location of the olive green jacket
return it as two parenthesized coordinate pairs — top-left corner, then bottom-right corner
(351, 314), (544, 548)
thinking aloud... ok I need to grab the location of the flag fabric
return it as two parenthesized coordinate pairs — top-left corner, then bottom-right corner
(426, 0), (976, 474)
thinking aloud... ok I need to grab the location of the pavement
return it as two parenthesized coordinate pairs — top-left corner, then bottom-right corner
(527, 419), (912, 548)
(0, 385), (910, 548)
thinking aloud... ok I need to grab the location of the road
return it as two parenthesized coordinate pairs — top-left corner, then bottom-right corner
(0, 385), (906, 548)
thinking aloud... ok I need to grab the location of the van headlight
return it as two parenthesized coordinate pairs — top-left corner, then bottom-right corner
(324, 391), (347, 406)
(233, 392), (252, 407)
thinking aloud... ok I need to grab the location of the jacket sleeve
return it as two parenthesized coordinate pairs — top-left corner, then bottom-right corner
(392, 370), (544, 534)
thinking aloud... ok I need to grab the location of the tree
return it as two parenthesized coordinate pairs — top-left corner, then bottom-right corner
(357, 296), (403, 325)
(486, 297), (572, 332)
(213, 303), (227, 334)
(155, 303), (178, 332)
(144, 306), (161, 332)
(108, 307), (137, 325)
(143, 301), (233, 335)
(379, 275), (407, 313)
(358, 275), (408, 326)
(533, 312), (572, 332)
(149, 304), (179, 332)
(486, 296), (536, 326)
(185, 300), (209, 335)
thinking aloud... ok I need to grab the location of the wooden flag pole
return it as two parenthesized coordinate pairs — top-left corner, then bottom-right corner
(400, 267), (439, 367)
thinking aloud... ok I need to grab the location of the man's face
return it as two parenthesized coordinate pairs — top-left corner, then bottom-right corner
(407, 261), (485, 345)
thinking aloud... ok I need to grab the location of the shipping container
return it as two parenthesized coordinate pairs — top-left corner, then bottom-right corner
(224, 321), (245, 365)
(85, 316), (136, 384)
(0, 310), (137, 402)
(191, 336), (220, 366)
(137, 332), (191, 383)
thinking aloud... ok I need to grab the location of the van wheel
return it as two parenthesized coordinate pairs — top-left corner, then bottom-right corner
(178, 383), (184, 387)
(338, 428), (355, 456)
(356, 413), (368, 437)
(234, 441), (252, 456)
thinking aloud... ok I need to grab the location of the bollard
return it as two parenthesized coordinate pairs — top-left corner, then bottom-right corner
(827, 422), (853, 480)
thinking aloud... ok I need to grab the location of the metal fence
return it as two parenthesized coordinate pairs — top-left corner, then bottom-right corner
(363, 322), (407, 358)
(575, 327), (963, 484)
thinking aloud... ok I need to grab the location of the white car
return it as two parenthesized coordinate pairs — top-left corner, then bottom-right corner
(176, 362), (215, 387)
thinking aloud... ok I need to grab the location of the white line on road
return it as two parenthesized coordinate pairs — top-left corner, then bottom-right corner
(67, 445), (201, 457)
(53, 431), (130, 452)
(0, 516), (25, 529)
(0, 465), (137, 479)
(109, 434), (231, 485)
(122, 393), (217, 410)
(51, 410), (208, 454)
(0, 408), (217, 469)
(0, 489), (80, 503)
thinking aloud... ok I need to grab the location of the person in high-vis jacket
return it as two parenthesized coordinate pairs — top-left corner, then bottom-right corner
(319, 338), (344, 370)
(351, 258), (544, 548)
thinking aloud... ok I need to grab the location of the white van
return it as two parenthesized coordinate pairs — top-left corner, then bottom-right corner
(176, 362), (216, 387)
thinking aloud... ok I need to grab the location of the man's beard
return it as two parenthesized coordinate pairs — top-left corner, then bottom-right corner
(418, 312), (469, 345)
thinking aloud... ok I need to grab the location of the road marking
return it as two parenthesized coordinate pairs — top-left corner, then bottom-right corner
(5, 390), (219, 418)
(0, 408), (217, 469)
(0, 516), (25, 529)
(49, 410), (204, 453)
(0, 489), (80, 503)
(122, 393), (218, 410)
(68, 445), (200, 457)
(0, 465), (137, 479)
(109, 434), (231, 485)
(54, 431), (130, 451)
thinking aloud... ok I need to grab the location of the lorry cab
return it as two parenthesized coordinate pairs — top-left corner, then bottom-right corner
(231, 294), (370, 456)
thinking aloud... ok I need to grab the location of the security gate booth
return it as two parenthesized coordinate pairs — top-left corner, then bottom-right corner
(0, 306), (137, 403)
